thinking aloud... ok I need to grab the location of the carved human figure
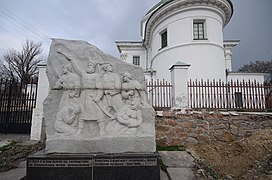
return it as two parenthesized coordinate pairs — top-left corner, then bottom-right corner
(102, 63), (125, 113)
(109, 90), (143, 135)
(105, 72), (146, 135)
(53, 65), (81, 135)
(121, 72), (148, 106)
(67, 56), (108, 136)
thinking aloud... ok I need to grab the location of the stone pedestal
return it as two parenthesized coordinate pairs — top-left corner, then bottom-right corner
(46, 135), (155, 154)
(33, 39), (160, 179)
(169, 61), (190, 108)
(27, 150), (160, 180)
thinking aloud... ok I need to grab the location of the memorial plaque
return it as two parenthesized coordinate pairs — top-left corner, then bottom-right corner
(27, 151), (93, 180)
(93, 154), (160, 180)
(93, 158), (157, 167)
(27, 151), (160, 180)
(28, 159), (92, 168)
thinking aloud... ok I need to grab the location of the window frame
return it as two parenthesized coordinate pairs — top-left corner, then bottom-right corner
(193, 19), (207, 40)
(132, 56), (140, 66)
(160, 29), (168, 49)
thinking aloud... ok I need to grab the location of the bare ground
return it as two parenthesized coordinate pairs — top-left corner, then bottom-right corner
(188, 129), (272, 179)
(0, 137), (45, 172)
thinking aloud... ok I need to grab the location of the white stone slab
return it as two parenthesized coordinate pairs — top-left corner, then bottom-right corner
(0, 161), (26, 180)
(44, 39), (156, 153)
(167, 168), (195, 180)
(159, 151), (195, 168)
(160, 170), (169, 180)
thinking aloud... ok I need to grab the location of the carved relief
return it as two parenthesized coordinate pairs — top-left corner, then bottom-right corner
(106, 72), (145, 136)
(53, 64), (81, 135)
(121, 72), (148, 106)
(101, 63), (125, 113)
(51, 52), (152, 138)
(45, 39), (155, 153)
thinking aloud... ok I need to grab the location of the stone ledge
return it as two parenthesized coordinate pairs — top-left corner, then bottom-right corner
(46, 136), (156, 154)
(167, 168), (195, 180)
(159, 151), (195, 168)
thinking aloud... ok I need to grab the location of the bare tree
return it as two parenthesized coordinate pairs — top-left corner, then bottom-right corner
(1, 40), (43, 84)
(238, 60), (272, 82)
(0, 60), (11, 78)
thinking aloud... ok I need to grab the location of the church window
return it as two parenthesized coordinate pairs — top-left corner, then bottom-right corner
(133, 56), (140, 66)
(160, 30), (167, 49)
(193, 20), (206, 40)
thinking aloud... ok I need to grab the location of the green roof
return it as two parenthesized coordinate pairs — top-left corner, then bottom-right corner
(146, 0), (172, 15)
(146, 0), (233, 16)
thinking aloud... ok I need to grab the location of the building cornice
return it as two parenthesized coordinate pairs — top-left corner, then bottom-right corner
(169, 61), (191, 70)
(143, 0), (233, 46)
(115, 41), (144, 53)
(228, 72), (268, 76)
(115, 41), (142, 44)
(223, 40), (240, 48)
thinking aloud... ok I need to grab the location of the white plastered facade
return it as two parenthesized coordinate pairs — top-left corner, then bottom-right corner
(116, 0), (236, 83)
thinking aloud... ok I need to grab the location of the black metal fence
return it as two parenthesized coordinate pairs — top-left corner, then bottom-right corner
(0, 78), (38, 134)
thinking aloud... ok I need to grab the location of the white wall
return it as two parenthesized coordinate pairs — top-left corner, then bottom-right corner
(120, 48), (147, 70)
(228, 73), (266, 83)
(30, 64), (49, 140)
(148, 8), (226, 82)
(225, 48), (232, 71)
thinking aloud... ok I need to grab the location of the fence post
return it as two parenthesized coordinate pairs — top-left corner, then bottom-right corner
(30, 63), (49, 140)
(169, 61), (190, 108)
(5, 79), (13, 134)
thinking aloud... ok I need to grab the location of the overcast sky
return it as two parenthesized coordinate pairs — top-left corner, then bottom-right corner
(0, 0), (271, 71)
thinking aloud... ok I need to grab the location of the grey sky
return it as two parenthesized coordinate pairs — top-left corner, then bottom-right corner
(0, 0), (271, 71)
(224, 0), (272, 70)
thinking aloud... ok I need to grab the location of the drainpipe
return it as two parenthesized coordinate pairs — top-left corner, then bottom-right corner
(225, 69), (230, 110)
(143, 42), (149, 71)
(226, 69), (229, 83)
(143, 42), (154, 81)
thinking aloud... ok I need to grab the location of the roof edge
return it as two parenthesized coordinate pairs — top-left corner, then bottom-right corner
(143, 0), (234, 46)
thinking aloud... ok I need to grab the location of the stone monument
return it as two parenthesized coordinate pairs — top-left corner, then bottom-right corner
(27, 39), (159, 180)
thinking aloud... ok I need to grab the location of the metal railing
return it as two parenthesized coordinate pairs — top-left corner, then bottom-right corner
(146, 79), (173, 110)
(0, 78), (38, 134)
(188, 79), (272, 111)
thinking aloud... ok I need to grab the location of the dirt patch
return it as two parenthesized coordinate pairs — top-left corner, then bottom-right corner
(0, 140), (45, 172)
(188, 129), (272, 179)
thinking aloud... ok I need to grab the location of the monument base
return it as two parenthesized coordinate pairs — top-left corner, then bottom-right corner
(46, 135), (156, 154)
(27, 150), (160, 180)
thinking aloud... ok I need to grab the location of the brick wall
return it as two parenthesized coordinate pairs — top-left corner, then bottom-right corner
(155, 112), (272, 146)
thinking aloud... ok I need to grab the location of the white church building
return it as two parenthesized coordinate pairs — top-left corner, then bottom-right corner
(115, 0), (265, 83)
(115, 0), (268, 108)
(30, 0), (270, 141)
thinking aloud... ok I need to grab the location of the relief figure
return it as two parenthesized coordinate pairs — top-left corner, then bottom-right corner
(108, 90), (143, 135)
(106, 72), (144, 135)
(102, 63), (125, 113)
(62, 52), (108, 136)
(53, 64), (80, 135)
(121, 72), (148, 106)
